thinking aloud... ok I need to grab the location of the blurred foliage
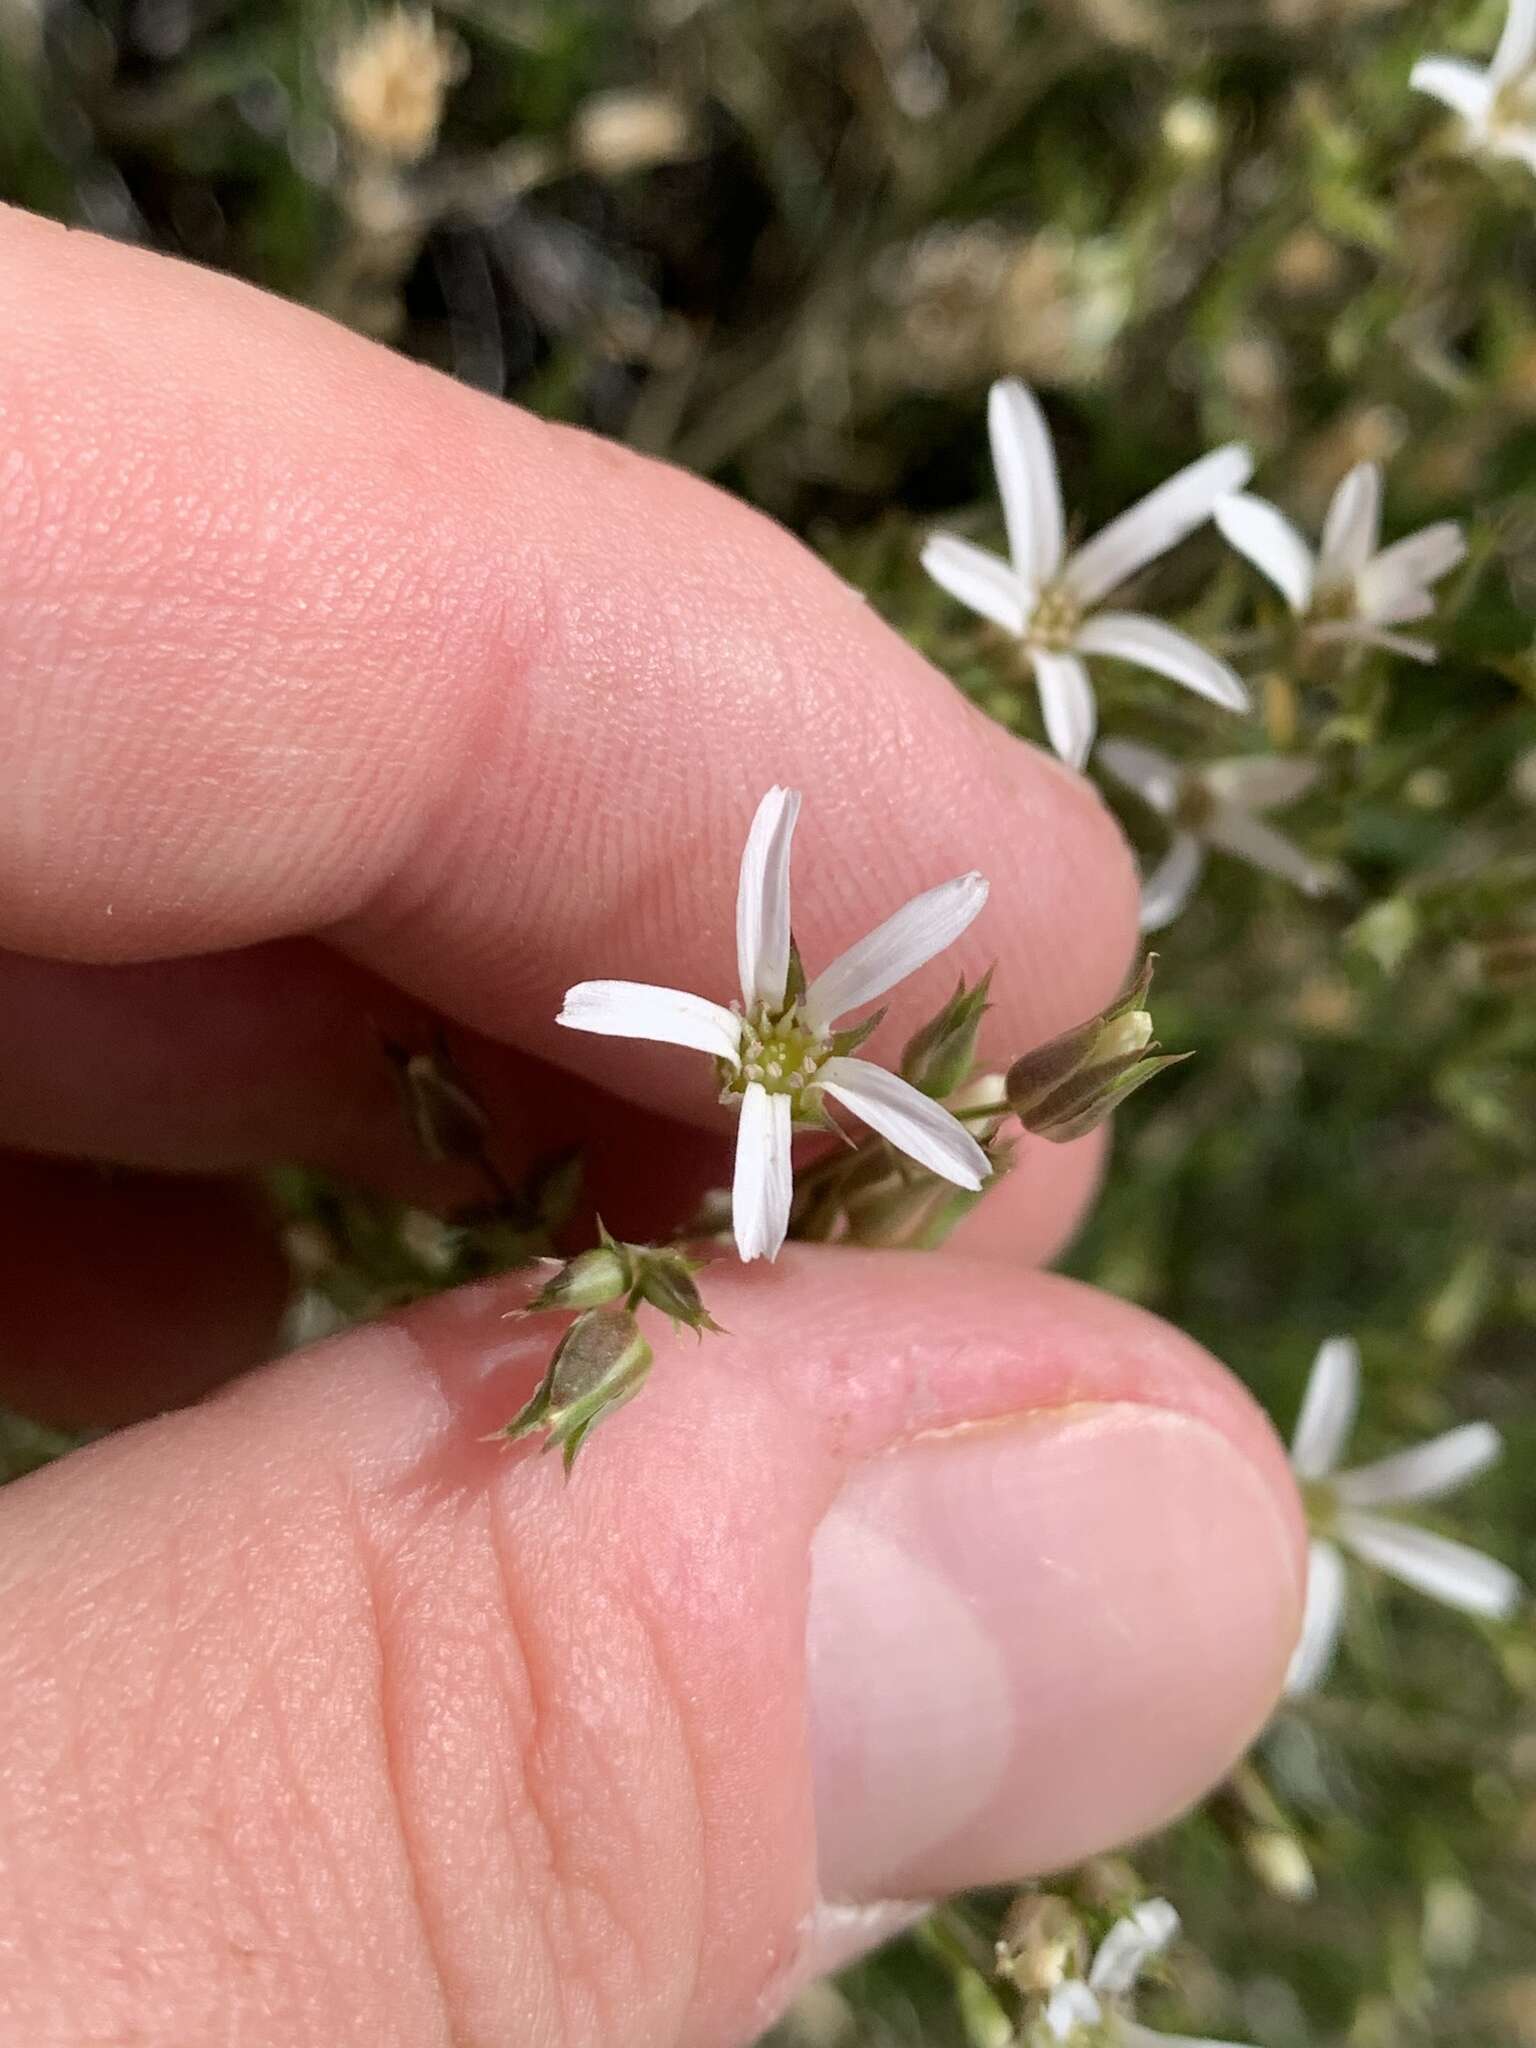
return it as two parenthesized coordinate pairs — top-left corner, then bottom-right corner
(2, 0), (1535, 2041)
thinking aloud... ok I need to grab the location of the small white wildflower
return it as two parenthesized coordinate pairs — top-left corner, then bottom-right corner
(1215, 463), (1465, 663)
(1411, 0), (1536, 173)
(921, 379), (1252, 770)
(1034, 1900), (1246, 2046)
(1285, 1336), (1523, 1695)
(1097, 741), (1332, 931)
(557, 788), (990, 1263)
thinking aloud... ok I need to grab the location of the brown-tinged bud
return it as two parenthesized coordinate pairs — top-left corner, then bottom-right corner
(633, 1248), (724, 1334)
(495, 1307), (653, 1470)
(525, 1242), (633, 1314)
(1005, 958), (1189, 1142)
(901, 970), (993, 1100)
(995, 1893), (1090, 1994)
(385, 1039), (490, 1162)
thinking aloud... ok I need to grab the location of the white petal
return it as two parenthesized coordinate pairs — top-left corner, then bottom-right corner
(1311, 618), (1439, 662)
(1065, 443), (1253, 606)
(1044, 1984), (1101, 2039)
(1285, 1539), (1348, 1695)
(1410, 56), (1496, 124)
(1213, 492), (1316, 613)
(1075, 612), (1251, 714)
(1205, 807), (1334, 896)
(1338, 1512), (1523, 1620)
(732, 1083), (793, 1262)
(920, 532), (1028, 634)
(1317, 463), (1381, 584)
(1488, 121), (1536, 169)
(802, 873), (989, 1032)
(1096, 737), (1184, 815)
(1492, 0), (1536, 86)
(1335, 1422), (1503, 1510)
(1030, 648), (1098, 768)
(1089, 1899), (1180, 1995)
(1356, 522), (1466, 619)
(819, 1057), (990, 1189)
(1290, 1335), (1360, 1479)
(1138, 832), (1206, 932)
(736, 785), (802, 1009)
(558, 980), (742, 1063)
(1201, 754), (1320, 812)
(988, 377), (1066, 587)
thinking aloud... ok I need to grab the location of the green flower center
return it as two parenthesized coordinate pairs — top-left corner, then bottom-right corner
(725, 1001), (832, 1099)
(1026, 580), (1084, 651)
(1309, 575), (1358, 625)
(1300, 1478), (1341, 1536)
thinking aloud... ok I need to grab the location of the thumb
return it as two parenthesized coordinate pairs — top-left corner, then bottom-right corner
(0, 1251), (1302, 2048)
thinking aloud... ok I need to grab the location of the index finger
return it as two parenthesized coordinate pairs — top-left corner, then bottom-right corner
(0, 204), (1138, 1123)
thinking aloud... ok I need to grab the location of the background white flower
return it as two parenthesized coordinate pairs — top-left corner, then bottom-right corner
(1285, 1336), (1522, 1695)
(1097, 740), (1333, 932)
(921, 378), (1252, 769)
(1215, 463), (1465, 662)
(1412, 0), (1536, 172)
(1039, 1900), (1247, 2046)
(558, 787), (990, 1264)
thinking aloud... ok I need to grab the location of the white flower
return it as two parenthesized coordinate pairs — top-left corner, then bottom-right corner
(1038, 1901), (1246, 2047)
(921, 379), (1252, 770)
(1411, 0), (1536, 173)
(557, 788), (991, 1264)
(1215, 463), (1465, 664)
(1285, 1336), (1523, 1695)
(1097, 740), (1333, 932)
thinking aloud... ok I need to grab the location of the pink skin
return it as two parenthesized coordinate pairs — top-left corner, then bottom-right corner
(0, 202), (1304, 2044)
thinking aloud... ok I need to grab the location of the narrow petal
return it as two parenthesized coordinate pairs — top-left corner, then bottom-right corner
(732, 1083), (793, 1262)
(920, 532), (1029, 634)
(1075, 612), (1251, 713)
(1310, 618), (1438, 661)
(1335, 1422), (1503, 1510)
(802, 873), (989, 1031)
(1205, 807), (1334, 896)
(1492, 0), (1536, 86)
(1030, 648), (1098, 768)
(1284, 1539), (1348, 1695)
(988, 377), (1066, 587)
(558, 980), (742, 1063)
(1096, 737), (1184, 815)
(736, 785), (802, 1009)
(819, 1058), (989, 1189)
(1290, 1335), (1360, 1479)
(1410, 55), (1496, 123)
(1202, 755), (1320, 812)
(1044, 1984), (1101, 2039)
(1356, 522), (1466, 619)
(1138, 832), (1206, 932)
(1089, 1899), (1180, 1995)
(1338, 1512), (1523, 1620)
(1213, 491), (1316, 613)
(1065, 443), (1253, 606)
(1317, 463), (1381, 584)
(1122, 2027), (1253, 2048)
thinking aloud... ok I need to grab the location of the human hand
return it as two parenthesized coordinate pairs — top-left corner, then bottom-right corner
(0, 205), (1303, 2047)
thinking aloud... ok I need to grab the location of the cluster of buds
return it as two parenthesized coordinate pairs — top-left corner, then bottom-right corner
(1004, 958), (1188, 1143)
(492, 1229), (721, 1469)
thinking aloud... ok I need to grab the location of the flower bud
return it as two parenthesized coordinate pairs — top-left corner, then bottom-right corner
(525, 1243), (632, 1313)
(995, 1894), (1090, 1994)
(385, 1039), (490, 1163)
(496, 1307), (653, 1470)
(634, 1248), (724, 1334)
(901, 970), (993, 1099)
(1005, 959), (1189, 1142)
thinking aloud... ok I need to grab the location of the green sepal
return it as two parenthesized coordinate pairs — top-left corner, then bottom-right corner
(495, 1307), (654, 1471)
(829, 1004), (889, 1058)
(900, 969), (993, 1099)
